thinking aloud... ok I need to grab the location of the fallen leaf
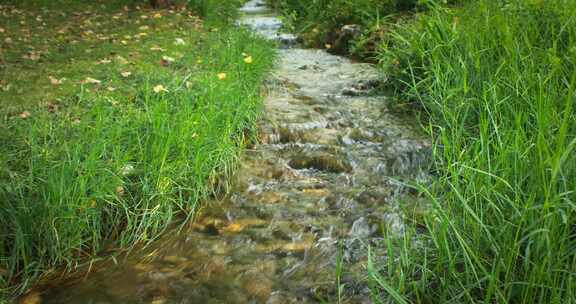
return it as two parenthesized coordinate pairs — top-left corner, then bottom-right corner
(0, 28), (5, 33)
(174, 38), (185, 45)
(23, 51), (40, 61)
(153, 84), (167, 93)
(153, 13), (162, 19)
(139, 25), (149, 31)
(244, 56), (253, 64)
(116, 56), (129, 64)
(217, 73), (226, 80)
(116, 186), (125, 195)
(160, 55), (175, 66)
(107, 86), (116, 91)
(150, 46), (165, 52)
(98, 58), (111, 65)
(19, 111), (31, 119)
(325, 43), (332, 49)
(82, 77), (101, 84)
(120, 71), (131, 77)
(48, 76), (62, 85)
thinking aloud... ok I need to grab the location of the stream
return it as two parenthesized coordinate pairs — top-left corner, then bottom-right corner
(43, 1), (430, 303)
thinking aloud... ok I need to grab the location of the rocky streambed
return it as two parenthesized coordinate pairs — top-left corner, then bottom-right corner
(43, 1), (430, 303)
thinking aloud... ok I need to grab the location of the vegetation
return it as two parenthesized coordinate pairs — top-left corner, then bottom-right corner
(275, 0), (576, 302)
(0, 0), (274, 299)
(269, 0), (461, 59)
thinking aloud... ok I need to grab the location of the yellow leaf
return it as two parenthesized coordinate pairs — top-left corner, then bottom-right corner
(244, 56), (253, 64)
(120, 71), (132, 78)
(217, 73), (227, 80)
(153, 13), (162, 19)
(162, 55), (175, 62)
(153, 84), (167, 93)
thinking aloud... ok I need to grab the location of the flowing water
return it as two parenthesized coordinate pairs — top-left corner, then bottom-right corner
(43, 1), (430, 303)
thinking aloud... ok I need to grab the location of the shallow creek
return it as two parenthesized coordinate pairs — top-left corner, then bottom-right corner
(44, 1), (430, 303)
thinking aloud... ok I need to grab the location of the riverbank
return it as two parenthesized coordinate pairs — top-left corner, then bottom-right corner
(275, 0), (576, 302)
(0, 0), (275, 300)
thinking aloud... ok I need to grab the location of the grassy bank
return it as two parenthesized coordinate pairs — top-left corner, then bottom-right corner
(269, 0), (461, 59)
(274, 0), (576, 302)
(372, 0), (576, 302)
(0, 0), (275, 299)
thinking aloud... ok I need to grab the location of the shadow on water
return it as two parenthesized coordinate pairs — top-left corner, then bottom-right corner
(43, 1), (431, 303)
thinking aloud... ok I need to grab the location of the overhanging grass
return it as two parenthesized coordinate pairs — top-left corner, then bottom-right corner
(371, 0), (576, 302)
(0, 1), (275, 299)
(268, 0), (464, 59)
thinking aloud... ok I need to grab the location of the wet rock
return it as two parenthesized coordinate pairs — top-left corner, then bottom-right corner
(258, 191), (286, 204)
(331, 24), (362, 55)
(242, 273), (273, 302)
(266, 292), (291, 304)
(356, 190), (388, 207)
(288, 155), (352, 173)
(348, 217), (373, 238)
(150, 297), (167, 304)
(342, 79), (381, 96)
(19, 292), (41, 304)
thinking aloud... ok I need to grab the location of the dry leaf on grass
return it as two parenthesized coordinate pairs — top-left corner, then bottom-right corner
(48, 76), (63, 85)
(81, 77), (101, 84)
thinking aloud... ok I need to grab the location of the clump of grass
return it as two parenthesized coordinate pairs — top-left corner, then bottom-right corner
(0, 0), (275, 299)
(268, 0), (463, 59)
(370, 0), (576, 302)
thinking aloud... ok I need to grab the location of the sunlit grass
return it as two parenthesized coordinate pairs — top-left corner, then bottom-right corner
(0, 0), (275, 299)
(370, 0), (576, 302)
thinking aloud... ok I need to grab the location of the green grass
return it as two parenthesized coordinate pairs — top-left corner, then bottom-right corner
(268, 0), (462, 59)
(0, 0), (275, 299)
(369, 0), (576, 302)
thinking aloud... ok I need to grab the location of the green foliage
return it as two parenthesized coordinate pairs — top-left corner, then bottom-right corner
(270, 0), (465, 58)
(372, 0), (576, 302)
(187, 0), (243, 24)
(0, 1), (275, 300)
